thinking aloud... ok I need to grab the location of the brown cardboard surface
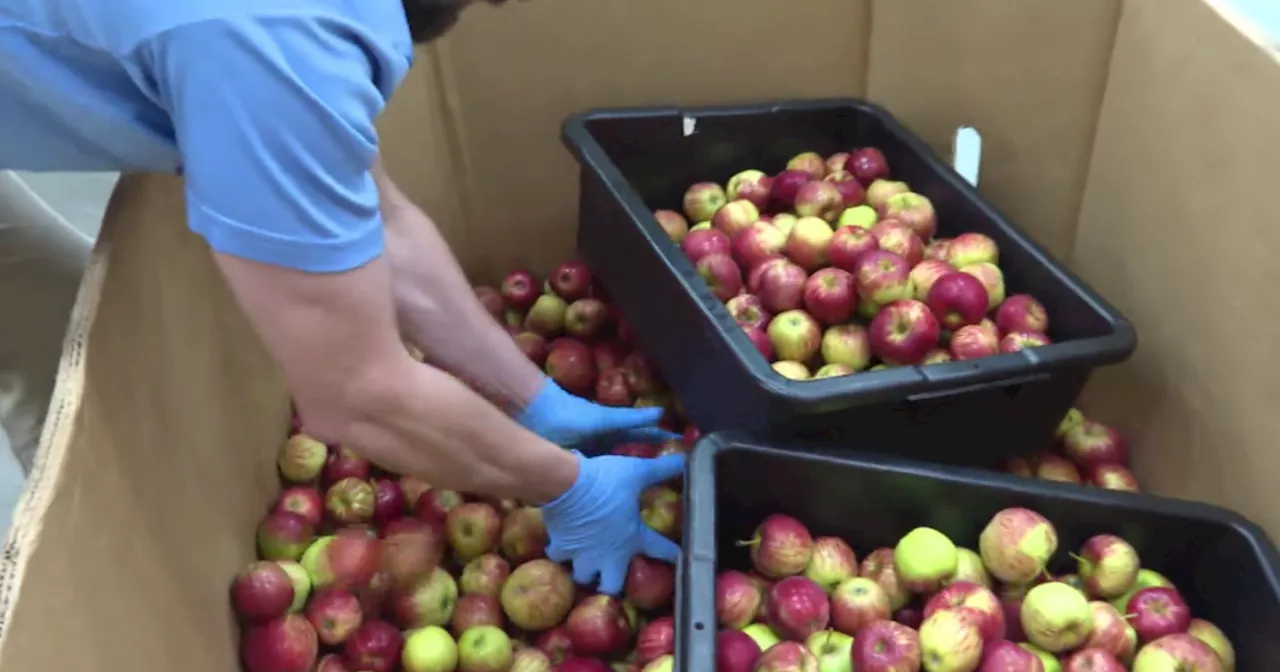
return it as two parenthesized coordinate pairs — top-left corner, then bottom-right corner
(1074, 0), (1280, 535)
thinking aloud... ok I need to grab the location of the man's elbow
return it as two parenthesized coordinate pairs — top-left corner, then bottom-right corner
(290, 362), (405, 448)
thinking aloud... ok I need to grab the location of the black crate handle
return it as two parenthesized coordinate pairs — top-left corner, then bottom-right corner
(905, 372), (1052, 403)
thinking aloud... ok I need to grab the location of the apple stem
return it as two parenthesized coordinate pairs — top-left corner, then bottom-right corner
(735, 536), (761, 548)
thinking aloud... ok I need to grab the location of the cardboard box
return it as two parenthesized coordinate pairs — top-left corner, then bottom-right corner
(2, 0), (1277, 667)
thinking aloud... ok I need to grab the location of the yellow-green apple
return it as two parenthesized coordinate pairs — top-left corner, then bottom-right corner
(1126, 587), (1190, 643)
(959, 262), (1006, 309)
(926, 271), (990, 330)
(510, 647), (553, 672)
(979, 508), (1058, 584)
(795, 181), (846, 222)
(786, 216), (836, 269)
(727, 170), (773, 210)
(745, 326), (774, 360)
(830, 577), (891, 635)
(823, 170), (867, 208)
(826, 152), (852, 174)
(1132, 633), (1224, 672)
(860, 548), (910, 611)
(925, 582), (1006, 641)
(1063, 421), (1128, 468)
(1076, 535), (1139, 599)
(745, 514), (815, 579)
(732, 222), (787, 270)
(681, 227), (732, 264)
(1035, 454), (1082, 484)
(1109, 569), (1173, 614)
(995, 294), (1049, 335)
(946, 232), (1000, 267)
(754, 258), (810, 313)
(820, 324), (872, 371)
(500, 270), (540, 312)
(1057, 408), (1085, 439)
(771, 171), (815, 210)
(499, 559), (574, 632)
(279, 434), (327, 484)
(683, 182), (727, 222)
(727, 294), (771, 330)
(1088, 464), (1140, 492)
(696, 252), (744, 302)
(836, 204), (879, 230)
(457, 625), (513, 672)
(712, 199), (762, 238)
(1000, 331), (1052, 354)
(869, 299), (941, 366)
(857, 296), (881, 320)
(976, 318), (999, 341)
(768, 310), (822, 362)
(1019, 644), (1062, 672)
(565, 595), (631, 658)
(690, 221), (711, 232)
(1186, 619), (1234, 671)
(852, 620), (921, 672)
(564, 298), (610, 340)
(854, 250), (914, 305)
(848, 147), (891, 185)
(757, 641), (819, 672)
(641, 486), (682, 540)
(742, 623), (782, 653)
(978, 639), (1043, 671)
(919, 608), (983, 672)
(871, 220), (924, 265)
(806, 630), (855, 672)
(504, 310), (524, 331)
(279, 561), (312, 613)
(803, 269), (857, 324)
(944, 548), (991, 589)
(499, 507), (547, 566)
(716, 570), (764, 629)
(949, 323), (999, 361)
(1022, 583), (1093, 652)
(524, 294), (568, 338)
(635, 617), (675, 665)
(1082, 601), (1135, 661)
(653, 210), (689, 243)
(401, 625), (457, 672)
(814, 363), (854, 378)
(828, 226), (879, 272)
(909, 260), (953, 301)
(326, 478), (375, 526)
(922, 348), (953, 365)
(241, 614), (319, 672)
(390, 567), (458, 628)
(718, 630), (763, 672)
(766, 576), (832, 641)
(1065, 648), (1125, 671)
(788, 151), (828, 179)
(883, 193), (937, 241)
(924, 238), (951, 262)
(771, 213), (799, 237)
(865, 179), (910, 212)
(804, 537), (858, 593)
(894, 527), (958, 594)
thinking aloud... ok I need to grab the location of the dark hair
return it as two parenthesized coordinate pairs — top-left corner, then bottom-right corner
(402, 0), (512, 44)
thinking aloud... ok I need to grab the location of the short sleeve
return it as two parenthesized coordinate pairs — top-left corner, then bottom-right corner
(148, 18), (389, 273)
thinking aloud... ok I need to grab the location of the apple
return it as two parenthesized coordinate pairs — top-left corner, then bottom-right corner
(979, 508), (1058, 584)
(859, 547), (911, 611)
(745, 326), (775, 360)
(1131, 633), (1224, 671)
(946, 232), (999, 267)
(711, 199), (762, 238)
(565, 595), (630, 657)
(795, 181), (846, 222)
(279, 434), (327, 484)
(275, 486), (325, 528)
(756, 641), (819, 672)
(1088, 464), (1140, 492)
(726, 294), (771, 331)
(803, 269), (857, 325)
(1110, 569), (1174, 613)
(1035, 454), (1082, 484)
(834, 205), (877, 231)
(344, 620), (404, 672)
(534, 626), (574, 664)
(977, 639), (1042, 671)
(824, 170), (867, 207)
(924, 272), (989, 331)
(994, 295), (1049, 334)
(545, 340), (597, 397)
(547, 261), (593, 302)
(241, 614), (319, 672)
(625, 557), (675, 611)
(1082, 601), (1134, 660)
(744, 513), (814, 578)
(922, 349), (952, 364)
(390, 566), (458, 628)
(415, 489), (463, 524)
(908, 260), (953, 301)
(771, 170), (816, 209)
(950, 324), (1000, 360)
(773, 361), (811, 380)
(865, 179), (909, 212)
(883, 193), (937, 241)
(716, 570), (764, 628)
(869, 299), (941, 366)
(1022, 582), (1093, 652)
(1186, 619), (1234, 671)
(499, 270), (540, 312)
(555, 659), (611, 672)
(315, 653), (350, 672)
(365, 480), (407, 530)
(257, 511), (315, 562)
(805, 630), (854, 672)
(830, 577), (891, 635)
(634, 616), (675, 665)
(325, 478), (375, 525)
(525, 294), (569, 337)
(802, 537), (857, 593)
(274, 560), (311, 614)
(742, 622), (783, 651)
(871, 220), (925, 266)
(1063, 421), (1128, 468)
(919, 608), (984, 672)
(621, 352), (662, 397)
(325, 446), (372, 485)
(1076, 535), (1139, 599)
(652, 209), (689, 243)
(564, 298), (609, 340)
(452, 592), (504, 635)
(732, 222), (788, 270)
(1126, 587), (1190, 643)
(398, 625), (456, 672)
(500, 559), (574, 632)
(459, 554), (511, 598)
(788, 151), (828, 178)
(456, 625), (513, 672)
(1062, 648), (1124, 671)
(958, 262), (1006, 309)
(696, 252), (745, 302)
(727, 170), (773, 210)
(1000, 331), (1052, 353)
(946, 548), (992, 589)
(786, 216), (836, 270)
(819, 324), (872, 371)
(379, 518), (445, 591)
(595, 368), (633, 407)
(851, 620), (921, 672)
(772, 213), (800, 237)
(511, 647), (554, 672)
(683, 182), (728, 222)
(513, 332), (549, 367)
(233, 561), (297, 622)
(848, 148), (891, 185)
(752, 258), (811, 313)
(717, 630), (763, 672)
(827, 226), (878, 272)
(855, 250), (914, 305)
(826, 152), (852, 173)
(925, 582), (1006, 641)
(307, 588), (364, 646)
(894, 527), (958, 594)
(813, 363), (851, 378)
(768, 310), (822, 363)
(591, 340), (627, 372)
(640, 486), (682, 540)
(681, 227), (732, 265)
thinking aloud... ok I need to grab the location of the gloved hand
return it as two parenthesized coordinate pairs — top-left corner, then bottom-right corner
(540, 452), (685, 594)
(517, 378), (679, 454)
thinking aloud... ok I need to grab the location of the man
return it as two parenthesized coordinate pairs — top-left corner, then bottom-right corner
(0, 0), (683, 594)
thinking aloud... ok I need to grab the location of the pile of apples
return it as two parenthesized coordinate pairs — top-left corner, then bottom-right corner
(711, 508), (1235, 672)
(652, 148), (1053, 380)
(232, 412), (690, 672)
(1006, 408), (1141, 493)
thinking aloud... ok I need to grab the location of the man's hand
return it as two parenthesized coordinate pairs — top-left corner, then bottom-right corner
(517, 379), (679, 454)
(541, 452), (686, 594)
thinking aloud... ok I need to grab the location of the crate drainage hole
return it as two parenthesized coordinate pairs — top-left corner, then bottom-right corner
(694, 622), (705, 631)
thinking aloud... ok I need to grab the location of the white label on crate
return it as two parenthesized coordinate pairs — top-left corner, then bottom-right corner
(682, 116), (697, 137)
(953, 126), (982, 187)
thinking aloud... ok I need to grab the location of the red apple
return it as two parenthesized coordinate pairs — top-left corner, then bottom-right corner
(924, 581), (1006, 641)
(926, 272), (989, 330)
(1126, 587), (1191, 643)
(474, 285), (505, 320)
(978, 639), (1041, 670)
(726, 294), (771, 331)
(745, 514), (815, 579)
(732, 222), (788, 271)
(635, 617), (675, 665)
(754, 258), (809, 313)
(1186, 619), (1235, 671)
(1036, 454), (1083, 484)
(712, 199), (762, 239)
(653, 209), (689, 243)
(765, 576), (830, 642)
(591, 341), (627, 373)
(767, 309), (822, 363)
(908, 260), (954, 301)
(716, 570), (764, 629)
(548, 261), (594, 302)
(830, 577), (892, 635)
(451, 593), (504, 636)
(1132, 633), (1223, 671)
(787, 151), (827, 179)
(514, 331), (550, 367)
(794, 181), (845, 222)
(241, 614), (319, 672)
(820, 324), (872, 371)
(743, 326), (774, 360)
(681, 228), (732, 265)
(379, 518), (445, 589)
(625, 557), (675, 611)
(860, 548), (910, 611)
(1088, 464), (1140, 492)
(869, 299), (941, 365)
(946, 233), (999, 268)
(306, 588), (363, 646)
(824, 170), (867, 207)
(315, 654), (350, 672)
(370, 479), (407, 528)
(343, 620), (403, 672)
(536, 626), (575, 664)
(851, 620), (921, 672)
(785, 216), (836, 270)
(683, 182), (728, 222)
(415, 488), (463, 523)
(1077, 535), (1139, 599)
(802, 268), (857, 325)
(995, 294), (1050, 335)
(697, 252), (744, 302)
(622, 351), (662, 396)
(871, 220), (924, 266)
(564, 298), (610, 340)
(999, 330), (1052, 353)
(854, 250), (913, 305)
(726, 170), (773, 210)
(848, 148), (891, 185)
(545, 340), (597, 397)
(565, 595), (631, 658)
(1063, 421), (1128, 468)
(950, 323), (999, 360)
(770, 170), (816, 210)
(460, 553), (512, 597)
(233, 561), (297, 623)
(324, 447), (371, 486)
(716, 630), (763, 672)
(595, 367), (633, 407)
(501, 270), (540, 312)
(804, 537), (858, 593)
(828, 225), (879, 272)
(554, 658), (609, 672)
(865, 179), (910, 212)
(274, 487), (324, 528)
(1065, 648), (1125, 671)
(1082, 601), (1134, 660)
(883, 193), (937, 241)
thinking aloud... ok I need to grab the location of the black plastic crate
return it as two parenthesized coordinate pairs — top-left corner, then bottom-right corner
(562, 99), (1136, 467)
(674, 434), (1280, 670)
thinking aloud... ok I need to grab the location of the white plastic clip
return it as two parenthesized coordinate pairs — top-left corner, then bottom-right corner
(682, 116), (697, 137)
(952, 126), (982, 187)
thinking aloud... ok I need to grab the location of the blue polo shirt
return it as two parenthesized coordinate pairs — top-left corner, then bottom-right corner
(0, 0), (415, 272)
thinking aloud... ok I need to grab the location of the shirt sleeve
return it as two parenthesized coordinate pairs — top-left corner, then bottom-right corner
(147, 17), (389, 273)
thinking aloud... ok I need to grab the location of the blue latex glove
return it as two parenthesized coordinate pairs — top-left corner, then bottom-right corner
(541, 452), (686, 594)
(517, 378), (679, 454)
